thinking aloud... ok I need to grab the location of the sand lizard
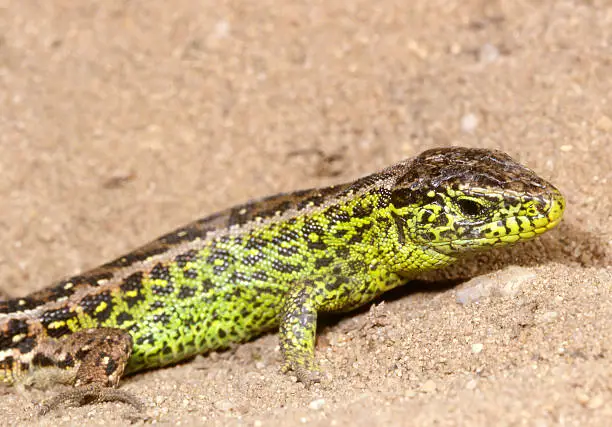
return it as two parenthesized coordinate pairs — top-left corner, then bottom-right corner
(0, 147), (565, 413)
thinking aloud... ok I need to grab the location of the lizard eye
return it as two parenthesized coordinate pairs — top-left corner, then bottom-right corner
(456, 198), (485, 217)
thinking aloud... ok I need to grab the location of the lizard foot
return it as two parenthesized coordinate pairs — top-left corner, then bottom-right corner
(281, 361), (322, 387)
(37, 384), (144, 415)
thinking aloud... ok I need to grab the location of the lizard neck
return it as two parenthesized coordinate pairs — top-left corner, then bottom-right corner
(371, 203), (458, 278)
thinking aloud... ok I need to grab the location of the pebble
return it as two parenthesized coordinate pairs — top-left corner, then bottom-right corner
(471, 343), (484, 354)
(465, 379), (478, 390)
(214, 20), (230, 38)
(576, 391), (590, 406)
(538, 311), (558, 323)
(456, 266), (537, 304)
(460, 113), (479, 133)
(479, 43), (500, 63)
(421, 379), (437, 393)
(595, 115), (612, 132)
(587, 394), (604, 409)
(214, 399), (235, 411)
(308, 398), (326, 410)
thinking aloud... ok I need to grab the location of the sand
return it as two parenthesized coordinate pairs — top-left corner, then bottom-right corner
(0, 0), (611, 425)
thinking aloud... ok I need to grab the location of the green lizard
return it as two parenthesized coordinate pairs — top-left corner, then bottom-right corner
(0, 147), (565, 413)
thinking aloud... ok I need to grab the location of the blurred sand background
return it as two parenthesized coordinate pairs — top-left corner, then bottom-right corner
(0, 0), (611, 425)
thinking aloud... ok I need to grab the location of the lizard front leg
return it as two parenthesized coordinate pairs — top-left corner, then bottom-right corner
(279, 279), (324, 386)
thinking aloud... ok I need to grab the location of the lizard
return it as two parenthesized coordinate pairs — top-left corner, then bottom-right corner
(0, 147), (565, 414)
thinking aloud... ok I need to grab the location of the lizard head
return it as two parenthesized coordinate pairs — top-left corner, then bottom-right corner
(387, 147), (565, 258)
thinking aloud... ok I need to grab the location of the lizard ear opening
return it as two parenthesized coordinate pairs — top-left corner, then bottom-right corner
(390, 188), (421, 209)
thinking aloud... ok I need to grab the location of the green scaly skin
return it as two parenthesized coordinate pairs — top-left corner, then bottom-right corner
(0, 147), (565, 401)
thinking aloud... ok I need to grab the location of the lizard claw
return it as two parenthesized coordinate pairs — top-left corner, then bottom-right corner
(281, 361), (322, 387)
(37, 384), (144, 416)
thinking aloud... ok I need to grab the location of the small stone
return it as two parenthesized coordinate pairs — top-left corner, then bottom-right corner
(497, 267), (537, 297)
(472, 343), (484, 354)
(587, 394), (604, 409)
(479, 43), (500, 63)
(421, 379), (437, 393)
(455, 281), (491, 304)
(214, 20), (230, 38)
(595, 115), (612, 132)
(456, 266), (537, 305)
(465, 379), (478, 390)
(560, 145), (573, 152)
(539, 311), (558, 323)
(214, 399), (235, 411)
(461, 113), (479, 133)
(308, 398), (326, 410)
(576, 391), (590, 406)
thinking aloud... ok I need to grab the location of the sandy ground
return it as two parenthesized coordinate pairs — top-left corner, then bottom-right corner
(0, 0), (611, 425)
